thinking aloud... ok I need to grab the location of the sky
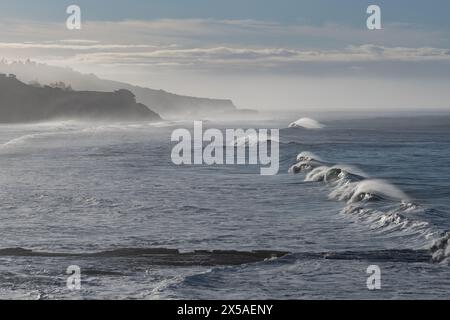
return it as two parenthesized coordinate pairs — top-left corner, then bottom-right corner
(1, 0), (450, 111)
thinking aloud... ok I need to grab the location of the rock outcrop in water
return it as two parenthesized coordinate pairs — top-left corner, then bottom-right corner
(0, 247), (289, 266)
(0, 73), (162, 123)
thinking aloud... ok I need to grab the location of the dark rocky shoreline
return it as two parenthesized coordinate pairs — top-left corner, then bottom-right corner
(0, 247), (289, 266)
(0, 74), (161, 124)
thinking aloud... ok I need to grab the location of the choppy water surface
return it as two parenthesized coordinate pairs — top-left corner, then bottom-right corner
(1, 116), (450, 299)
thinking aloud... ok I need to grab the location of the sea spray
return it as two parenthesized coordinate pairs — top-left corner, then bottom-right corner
(171, 121), (280, 175)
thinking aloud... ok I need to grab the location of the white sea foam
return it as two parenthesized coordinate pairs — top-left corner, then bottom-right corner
(431, 232), (450, 263)
(303, 164), (366, 183)
(291, 150), (446, 253)
(296, 151), (323, 162)
(288, 118), (325, 129)
(305, 166), (330, 182)
(288, 160), (324, 174)
(348, 179), (409, 203)
(328, 179), (409, 203)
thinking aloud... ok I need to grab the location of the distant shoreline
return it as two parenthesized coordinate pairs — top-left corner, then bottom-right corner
(0, 74), (162, 124)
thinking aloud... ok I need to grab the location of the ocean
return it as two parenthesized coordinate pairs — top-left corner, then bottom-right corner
(0, 115), (449, 299)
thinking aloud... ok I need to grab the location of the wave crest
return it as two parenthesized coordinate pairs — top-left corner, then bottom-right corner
(296, 151), (323, 162)
(303, 165), (366, 184)
(288, 118), (325, 129)
(289, 150), (450, 260)
(431, 232), (450, 263)
(330, 179), (410, 204)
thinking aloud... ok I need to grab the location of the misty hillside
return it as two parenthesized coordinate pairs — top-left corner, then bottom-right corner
(0, 60), (249, 119)
(0, 73), (161, 123)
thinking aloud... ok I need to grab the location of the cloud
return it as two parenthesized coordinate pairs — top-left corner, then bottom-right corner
(1, 18), (450, 110)
(1, 17), (449, 46)
(0, 18), (449, 78)
(31, 44), (450, 68)
(0, 41), (156, 50)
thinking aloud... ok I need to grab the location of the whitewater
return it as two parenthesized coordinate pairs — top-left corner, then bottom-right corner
(1, 115), (450, 299)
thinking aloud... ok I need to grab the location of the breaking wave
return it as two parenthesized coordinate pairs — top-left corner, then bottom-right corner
(288, 152), (328, 174)
(296, 151), (324, 162)
(288, 117), (325, 129)
(288, 150), (450, 264)
(330, 179), (409, 203)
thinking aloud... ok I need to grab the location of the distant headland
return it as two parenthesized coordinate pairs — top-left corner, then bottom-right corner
(0, 73), (162, 124)
(0, 60), (257, 120)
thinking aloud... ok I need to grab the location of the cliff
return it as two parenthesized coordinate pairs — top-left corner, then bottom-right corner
(0, 74), (161, 123)
(129, 86), (237, 118)
(0, 61), (242, 119)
